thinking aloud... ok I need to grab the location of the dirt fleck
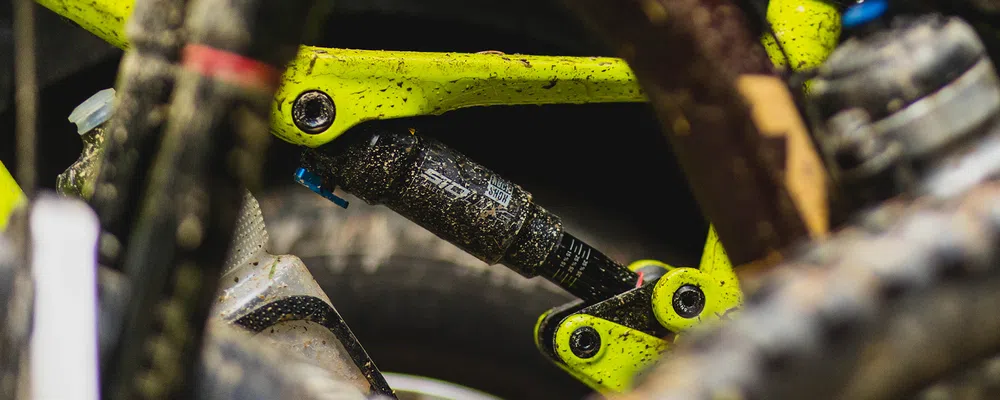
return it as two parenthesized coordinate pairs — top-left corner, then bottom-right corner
(268, 258), (279, 279)
(307, 56), (318, 75)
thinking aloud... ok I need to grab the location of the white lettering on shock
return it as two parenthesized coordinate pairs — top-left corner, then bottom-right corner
(484, 175), (514, 207)
(420, 169), (472, 200)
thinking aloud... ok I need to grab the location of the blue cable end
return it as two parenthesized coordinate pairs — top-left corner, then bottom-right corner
(294, 167), (350, 209)
(842, 0), (888, 29)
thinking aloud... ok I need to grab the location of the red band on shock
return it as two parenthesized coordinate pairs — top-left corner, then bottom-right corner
(182, 44), (281, 91)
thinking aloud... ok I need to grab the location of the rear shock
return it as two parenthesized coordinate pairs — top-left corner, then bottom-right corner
(300, 129), (639, 303)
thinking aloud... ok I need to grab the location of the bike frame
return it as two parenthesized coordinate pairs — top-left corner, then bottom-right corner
(1, 0), (843, 394)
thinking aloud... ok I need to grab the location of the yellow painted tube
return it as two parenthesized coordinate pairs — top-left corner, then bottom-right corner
(0, 161), (27, 231)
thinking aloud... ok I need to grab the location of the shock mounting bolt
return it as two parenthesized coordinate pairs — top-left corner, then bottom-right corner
(673, 284), (706, 318)
(569, 326), (601, 359)
(292, 90), (336, 134)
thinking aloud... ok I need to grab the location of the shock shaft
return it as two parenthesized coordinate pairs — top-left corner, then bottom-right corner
(302, 130), (638, 303)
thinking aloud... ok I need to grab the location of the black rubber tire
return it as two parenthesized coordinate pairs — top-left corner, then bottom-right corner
(258, 188), (663, 400)
(306, 255), (588, 400)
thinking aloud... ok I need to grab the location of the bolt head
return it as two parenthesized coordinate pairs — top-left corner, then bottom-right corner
(672, 284), (706, 318)
(292, 90), (336, 134)
(569, 326), (601, 359)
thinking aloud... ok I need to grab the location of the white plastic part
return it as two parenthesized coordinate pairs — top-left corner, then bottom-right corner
(382, 373), (501, 400)
(30, 194), (100, 400)
(68, 88), (116, 135)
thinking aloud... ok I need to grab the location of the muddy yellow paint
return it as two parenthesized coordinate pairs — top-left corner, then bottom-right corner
(0, 161), (26, 231)
(699, 225), (734, 273)
(553, 314), (669, 393)
(626, 259), (676, 273)
(652, 226), (742, 332)
(35, 0), (647, 149)
(548, 227), (739, 393)
(762, 0), (841, 71)
(273, 48), (645, 147)
(35, 0), (132, 49)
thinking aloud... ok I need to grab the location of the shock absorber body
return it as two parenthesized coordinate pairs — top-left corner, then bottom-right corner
(302, 130), (638, 303)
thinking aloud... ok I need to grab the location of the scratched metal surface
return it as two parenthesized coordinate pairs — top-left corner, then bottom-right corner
(196, 321), (370, 400)
(215, 191), (391, 396)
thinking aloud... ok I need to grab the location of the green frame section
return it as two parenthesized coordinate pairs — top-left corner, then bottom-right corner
(650, 226), (742, 332)
(545, 226), (742, 394)
(36, 0), (646, 148)
(36, 0), (132, 49)
(553, 314), (669, 392)
(274, 48), (644, 147)
(762, 0), (842, 71)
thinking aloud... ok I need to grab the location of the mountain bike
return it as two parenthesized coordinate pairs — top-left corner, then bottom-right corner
(5, 0), (1000, 399)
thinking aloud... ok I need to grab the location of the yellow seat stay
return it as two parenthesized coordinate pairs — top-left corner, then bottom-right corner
(36, 0), (646, 149)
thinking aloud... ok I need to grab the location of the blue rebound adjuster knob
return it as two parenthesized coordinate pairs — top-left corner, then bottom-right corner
(294, 167), (350, 209)
(842, 0), (888, 29)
